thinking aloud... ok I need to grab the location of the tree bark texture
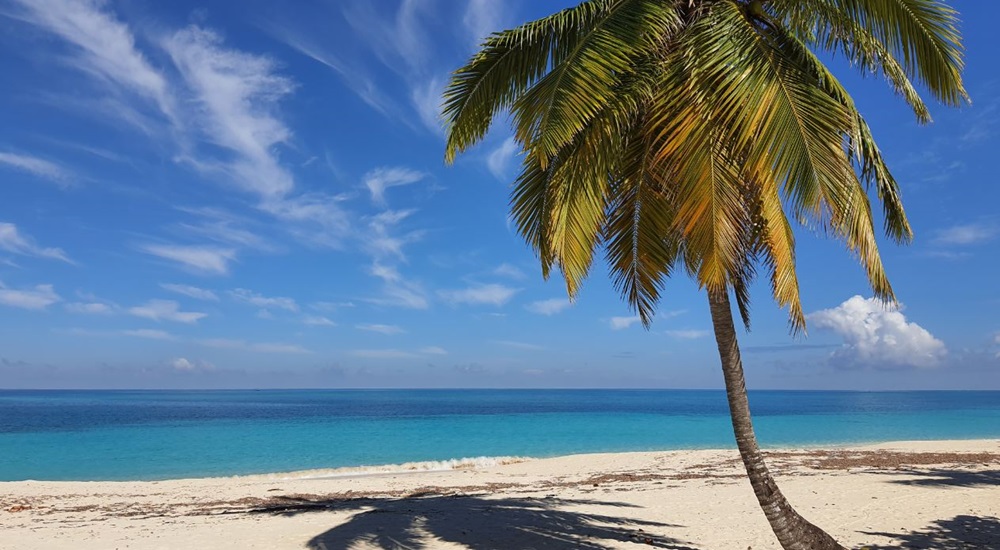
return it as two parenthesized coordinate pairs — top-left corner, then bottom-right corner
(707, 288), (846, 550)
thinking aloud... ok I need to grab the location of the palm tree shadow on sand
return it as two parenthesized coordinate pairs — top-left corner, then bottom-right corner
(861, 515), (1000, 549)
(253, 494), (701, 549)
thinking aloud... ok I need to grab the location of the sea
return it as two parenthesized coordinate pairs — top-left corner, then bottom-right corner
(1, 389), (999, 482)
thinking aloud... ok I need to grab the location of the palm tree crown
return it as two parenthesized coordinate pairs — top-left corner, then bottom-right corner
(443, 0), (967, 331)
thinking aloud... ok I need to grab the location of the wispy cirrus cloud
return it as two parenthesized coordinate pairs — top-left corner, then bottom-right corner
(5, 0), (176, 125)
(128, 299), (207, 324)
(609, 316), (641, 330)
(160, 283), (219, 302)
(463, 0), (508, 48)
(0, 151), (73, 185)
(124, 329), (174, 340)
(363, 167), (425, 205)
(356, 323), (406, 335)
(0, 222), (73, 264)
(439, 284), (519, 307)
(65, 302), (115, 315)
(164, 26), (294, 197)
(486, 137), (519, 180)
(0, 282), (61, 310)
(665, 329), (710, 340)
(526, 298), (571, 316)
(302, 315), (336, 327)
(366, 263), (430, 309)
(931, 222), (998, 246)
(229, 288), (298, 312)
(141, 244), (237, 275)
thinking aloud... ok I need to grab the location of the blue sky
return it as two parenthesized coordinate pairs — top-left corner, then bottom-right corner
(0, 0), (997, 390)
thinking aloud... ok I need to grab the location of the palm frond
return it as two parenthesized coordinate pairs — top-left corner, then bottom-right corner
(774, 0), (968, 108)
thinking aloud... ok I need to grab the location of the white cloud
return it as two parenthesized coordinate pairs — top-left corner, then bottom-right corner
(666, 329), (710, 340)
(439, 284), (519, 307)
(0, 282), (60, 310)
(65, 302), (115, 315)
(170, 357), (214, 371)
(128, 299), (207, 324)
(351, 349), (418, 359)
(486, 137), (519, 180)
(932, 223), (997, 246)
(229, 288), (298, 312)
(419, 346), (448, 355)
(7, 0), (176, 124)
(194, 338), (307, 354)
(303, 315), (336, 327)
(526, 298), (571, 316)
(165, 26), (294, 197)
(493, 263), (526, 280)
(124, 329), (174, 340)
(610, 316), (641, 330)
(266, 25), (398, 118)
(365, 209), (423, 260)
(363, 167), (425, 205)
(411, 77), (445, 134)
(259, 193), (353, 249)
(0, 222), (73, 263)
(356, 323), (405, 335)
(0, 152), (72, 184)
(141, 244), (236, 275)
(367, 262), (430, 309)
(160, 283), (219, 301)
(463, 0), (507, 48)
(808, 295), (947, 369)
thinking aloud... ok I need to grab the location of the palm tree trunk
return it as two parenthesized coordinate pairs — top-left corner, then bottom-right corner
(707, 288), (845, 550)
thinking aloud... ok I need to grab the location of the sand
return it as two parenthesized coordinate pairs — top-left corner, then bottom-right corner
(1, 439), (998, 549)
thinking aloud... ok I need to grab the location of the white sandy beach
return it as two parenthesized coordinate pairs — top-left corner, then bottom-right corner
(2, 439), (998, 549)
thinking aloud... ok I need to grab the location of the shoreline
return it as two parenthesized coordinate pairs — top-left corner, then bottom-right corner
(3, 438), (998, 549)
(6, 435), (1000, 484)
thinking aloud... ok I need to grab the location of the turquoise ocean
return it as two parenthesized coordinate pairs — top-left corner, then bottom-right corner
(1, 389), (999, 481)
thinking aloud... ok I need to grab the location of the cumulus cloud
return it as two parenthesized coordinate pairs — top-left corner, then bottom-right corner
(128, 299), (207, 324)
(170, 357), (214, 371)
(808, 295), (947, 369)
(0, 222), (73, 263)
(610, 316), (641, 330)
(363, 167), (425, 205)
(525, 298), (571, 316)
(229, 288), (298, 312)
(0, 282), (61, 310)
(439, 284), (519, 307)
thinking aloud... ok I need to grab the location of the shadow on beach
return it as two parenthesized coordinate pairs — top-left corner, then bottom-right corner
(253, 494), (701, 549)
(881, 468), (1000, 489)
(861, 515), (1000, 549)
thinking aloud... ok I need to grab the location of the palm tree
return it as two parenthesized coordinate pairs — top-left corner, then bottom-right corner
(443, 1), (967, 548)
